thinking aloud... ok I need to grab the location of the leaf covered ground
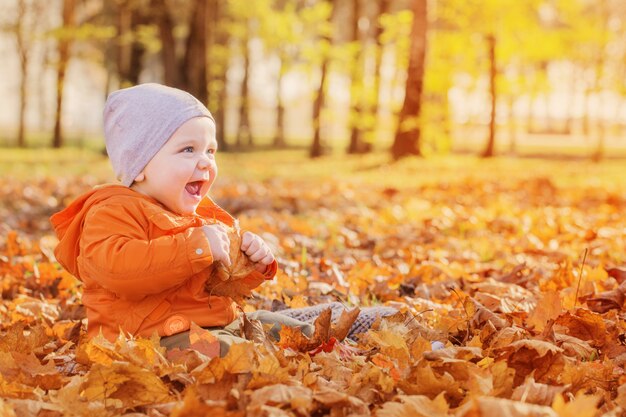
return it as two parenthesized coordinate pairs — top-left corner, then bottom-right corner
(1, 153), (626, 416)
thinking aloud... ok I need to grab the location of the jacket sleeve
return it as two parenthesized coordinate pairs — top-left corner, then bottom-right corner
(78, 204), (214, 300)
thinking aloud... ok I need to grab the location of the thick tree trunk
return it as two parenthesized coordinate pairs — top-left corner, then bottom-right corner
(481, 33), (497, 158)
(116, 1), (145, 86)
(182, 0), (208, 103)
(53, 0), (76, 149)
(151, 0), (179, 87)
(391, 0), (427, 160)
(346, 0), (367, 154)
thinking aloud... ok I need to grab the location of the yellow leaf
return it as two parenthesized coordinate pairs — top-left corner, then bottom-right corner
(80, 362), (172, 410)
(377, 393), (449, 417)
(552, 393), (599, 417)
(527, 291), (562, 332)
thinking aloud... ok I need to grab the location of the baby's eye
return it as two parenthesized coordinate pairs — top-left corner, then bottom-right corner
(206, 148), (216, 155)
(182, 146), (194, 153)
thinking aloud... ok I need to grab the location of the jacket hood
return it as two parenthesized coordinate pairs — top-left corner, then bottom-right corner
(50, 185), (158, 279)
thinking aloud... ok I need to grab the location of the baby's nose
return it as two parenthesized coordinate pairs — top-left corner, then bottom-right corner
(197, 155), (211, 169)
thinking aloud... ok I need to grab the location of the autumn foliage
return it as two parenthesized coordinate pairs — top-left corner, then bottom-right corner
(1, 170), (626, 416)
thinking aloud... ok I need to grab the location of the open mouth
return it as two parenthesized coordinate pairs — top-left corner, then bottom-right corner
(185, 180), (204, 197)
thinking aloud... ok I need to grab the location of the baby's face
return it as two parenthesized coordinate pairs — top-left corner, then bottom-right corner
(132, 117), (218, 215)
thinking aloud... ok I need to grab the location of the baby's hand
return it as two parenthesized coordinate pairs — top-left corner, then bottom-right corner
(241, 231), (275, 273)
(202, 224), (231, 267)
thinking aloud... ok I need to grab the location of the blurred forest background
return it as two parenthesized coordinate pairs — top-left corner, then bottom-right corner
(1, 0), (626, 160)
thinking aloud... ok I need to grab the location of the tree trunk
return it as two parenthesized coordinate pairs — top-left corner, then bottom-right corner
(481, 33), (497, 158)
(508, 95), (516, 155)
(371, 0), (390, 132)
(346, 0), (366, 154)
(310, 0), (336, 158)
(209, 0), (229, 151)
(151, 0), (179, 88)
(273, 56), (286, 147)
(18, 55), (27, 148)
(182, 0), (208, 103)
(53, 0), (76, 149)
(116, 1), (145, 86)
(14, 0), (28, 147)
(237, 32), (252, 148)
(391, 0), (427, 160)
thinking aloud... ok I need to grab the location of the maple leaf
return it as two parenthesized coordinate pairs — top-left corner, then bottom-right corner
(278, 308), (332, 352)
(554, 309), (608, 347)
(552, 393), (599, 417)
(330, 307), (360, 341)
(204, 225), (257, 304)
(456, 396), (561, 417)
(376, 393), (449, 417)
(171, 387), (244, 417)
(527, 291), (563, 332)
(495, 339), (569, 386)
(511, 377), (567, 406)
(587, 281), (626, 313)
(248, 384), (314, 415)
(80, 362), (172, 411)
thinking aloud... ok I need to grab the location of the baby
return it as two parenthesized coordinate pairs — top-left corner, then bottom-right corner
(51, 83), (401, 355)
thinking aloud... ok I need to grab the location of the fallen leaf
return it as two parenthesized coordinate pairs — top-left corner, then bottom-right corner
(205, 225), (257, 303)
(511, 377), (567, 406)
(188, 322), (221, 359)
(527, 291), (562, 332)
(330, 307), (360, 341)
(376, 393), (449, 417)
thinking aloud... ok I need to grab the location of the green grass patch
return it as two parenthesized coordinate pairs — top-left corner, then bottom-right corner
(1, 147), (625, 192)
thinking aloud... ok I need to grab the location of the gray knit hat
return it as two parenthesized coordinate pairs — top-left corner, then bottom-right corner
(103, 83), (214, 186)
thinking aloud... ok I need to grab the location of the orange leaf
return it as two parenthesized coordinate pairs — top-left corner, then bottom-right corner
(527, 291), (562, 332)
(188, 322), (221, 359)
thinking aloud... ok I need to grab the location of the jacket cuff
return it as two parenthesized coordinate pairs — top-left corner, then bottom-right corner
(263, 260), (278, 279)
(185, 227), (214, 274)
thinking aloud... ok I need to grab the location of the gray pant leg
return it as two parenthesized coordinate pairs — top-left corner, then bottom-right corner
(248, 310), (314, 340)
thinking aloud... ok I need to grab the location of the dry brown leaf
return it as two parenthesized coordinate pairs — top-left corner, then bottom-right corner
(80, 362), (172, 411)
(527, 291), (562, 332)
(551, 393), (599, 417)
(376, 393), (449, 417)
(278, 308), (333, 352)
(456, 396), (560, 417)
(495, 339), (568, 385)
(587, 281), (626, 313)
(606, 267), (626, 284)
(205, 226), (257, 303)
(248, 384), (313, 415)
(554, 309), (608, 347)
(330, 307), (360, 341)
(511, 377), (567, 406)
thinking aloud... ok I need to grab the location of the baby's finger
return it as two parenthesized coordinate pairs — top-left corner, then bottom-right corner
(245, 238), (262, 257)
(260, 252), (274, 265)
(221, 249), (232, 267)
(248, 246), (268, 263)
(241, 232), (253, 251)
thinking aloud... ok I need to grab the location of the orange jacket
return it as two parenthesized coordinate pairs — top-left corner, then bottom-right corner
(50, 185), (275, 341)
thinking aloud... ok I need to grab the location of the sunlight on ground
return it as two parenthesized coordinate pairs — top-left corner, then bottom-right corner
(1, 147), (625, 192)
